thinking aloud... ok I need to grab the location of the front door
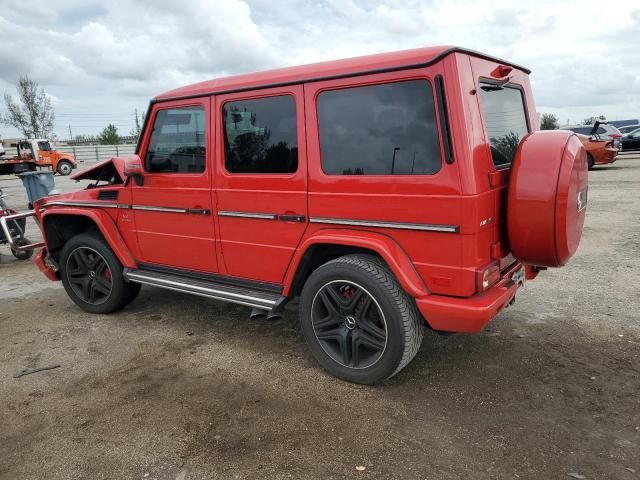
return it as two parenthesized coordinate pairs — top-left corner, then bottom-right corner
(214, 86), (308, 284)
(131, 98), (217, 273)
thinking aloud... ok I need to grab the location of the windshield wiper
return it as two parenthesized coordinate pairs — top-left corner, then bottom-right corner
(480, 77), (512, 91)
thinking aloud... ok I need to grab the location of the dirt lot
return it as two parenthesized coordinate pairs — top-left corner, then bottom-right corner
(1, 155), (639, 480)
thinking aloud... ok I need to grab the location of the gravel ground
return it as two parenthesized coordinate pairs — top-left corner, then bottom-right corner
(0, 155), (639, 480)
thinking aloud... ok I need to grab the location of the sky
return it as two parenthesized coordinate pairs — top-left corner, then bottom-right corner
(0, 0), (638, 140)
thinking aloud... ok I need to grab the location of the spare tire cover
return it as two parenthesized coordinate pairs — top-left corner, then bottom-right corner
(507, 130), (588, 267)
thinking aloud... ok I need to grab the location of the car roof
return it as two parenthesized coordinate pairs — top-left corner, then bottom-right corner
(562, 124), (618, 132)
(155, 46), (531, 102)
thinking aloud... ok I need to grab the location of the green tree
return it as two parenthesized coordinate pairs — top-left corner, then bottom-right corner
(98, 124), (120, 145)
(540, 113), (559, 130)
(1, 75), (55, 138)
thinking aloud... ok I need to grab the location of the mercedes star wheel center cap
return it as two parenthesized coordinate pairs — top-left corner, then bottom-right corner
(344, 315), (357, 330)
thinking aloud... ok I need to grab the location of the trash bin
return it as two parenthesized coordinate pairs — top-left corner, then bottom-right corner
(17, 171), (55, 208)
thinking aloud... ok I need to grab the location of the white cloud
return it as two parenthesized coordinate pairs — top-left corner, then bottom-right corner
(0, 0), (638, 138)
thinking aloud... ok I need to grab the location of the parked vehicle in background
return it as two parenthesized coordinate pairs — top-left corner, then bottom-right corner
(575, 134), (618, 170)
(0, 140), (40, 175)
(620, 128), (640, 152)
(617, 124), (640, 135)
(1, 46), (589, 384)
(562, 121), (622, 149)
(31, 139), (77, 175)
(0, 139), (76, 176)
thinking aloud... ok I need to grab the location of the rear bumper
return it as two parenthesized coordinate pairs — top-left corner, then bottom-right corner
(416, 263), (532, 333)
(596, 147), (618, 165)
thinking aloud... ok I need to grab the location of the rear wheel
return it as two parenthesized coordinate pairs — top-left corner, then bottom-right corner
(587, 153), (594, 170)
(299, 255), (423, 384)
(57, 160), (73, 176)
(59, 233), (140, 313)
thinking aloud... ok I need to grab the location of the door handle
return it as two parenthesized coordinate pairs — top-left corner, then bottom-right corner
(278, 214), (306, 222)
(188, 208), (211, 215)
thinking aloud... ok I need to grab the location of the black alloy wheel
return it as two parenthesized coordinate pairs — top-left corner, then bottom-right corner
(299, 255), (424, 384)
(60, 233), (140, 313)
(65, 246), (113, 305)
(311, 280), (387, 369)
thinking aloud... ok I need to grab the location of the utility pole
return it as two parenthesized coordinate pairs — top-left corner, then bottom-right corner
(68, 124), (73, 140)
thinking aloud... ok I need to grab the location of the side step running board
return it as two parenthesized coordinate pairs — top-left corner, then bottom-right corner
(123, 268), (285, 311)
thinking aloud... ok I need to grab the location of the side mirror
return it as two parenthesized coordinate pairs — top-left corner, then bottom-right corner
(124, 155), (144, 186)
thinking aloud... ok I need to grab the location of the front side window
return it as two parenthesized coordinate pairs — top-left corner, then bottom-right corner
(317, 80), (442, 175)
(38, 141), (52, 151)
(478, 83), (529, 168)
(146, 106), (206, 174)
(223, 95), (298, 174)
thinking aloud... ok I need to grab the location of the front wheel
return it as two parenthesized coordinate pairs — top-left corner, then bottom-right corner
(57, 160), (73, 176)
(59, 233), (140, 313)
(587, 153), (594, 170)
(299, 255), (424, 384)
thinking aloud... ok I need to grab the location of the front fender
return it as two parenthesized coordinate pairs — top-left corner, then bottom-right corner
(283, 228), (428, 298)
(41, 207), (136, 268)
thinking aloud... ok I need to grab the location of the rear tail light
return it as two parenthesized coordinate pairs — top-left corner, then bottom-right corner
(609, 134), (622, 138)
(476, 262), (500, 291)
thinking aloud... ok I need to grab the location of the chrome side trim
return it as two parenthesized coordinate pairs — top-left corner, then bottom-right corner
(131, 205), (188, 214)
(45, 201), (119, 209)
(123, 270), (279, 309)
(309, 216), (460, 233)
(44, 201), (202, 215)
(0, 210), (45, 250)
(218, 210), (277, 220)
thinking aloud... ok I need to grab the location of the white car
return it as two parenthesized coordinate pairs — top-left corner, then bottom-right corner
(561, 122), (622, 149)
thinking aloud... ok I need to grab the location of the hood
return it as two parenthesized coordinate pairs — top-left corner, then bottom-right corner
(70, 156), (126, 181)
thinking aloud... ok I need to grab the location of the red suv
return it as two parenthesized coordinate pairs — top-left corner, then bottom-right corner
(1, 46), (588, 384)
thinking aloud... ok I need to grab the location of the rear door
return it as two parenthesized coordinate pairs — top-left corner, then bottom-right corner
(214, 86), (308, 283)
(470, 56), (535, 264)
(303, 70), (468, 295)
(131, 98), (218, 273)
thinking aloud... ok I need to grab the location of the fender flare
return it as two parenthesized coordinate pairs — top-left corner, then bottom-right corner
(283, 228), (429, 298)
(41, 208), (137, 268)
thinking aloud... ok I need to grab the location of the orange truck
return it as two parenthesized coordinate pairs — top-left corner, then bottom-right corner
(0, 139), (77, 175)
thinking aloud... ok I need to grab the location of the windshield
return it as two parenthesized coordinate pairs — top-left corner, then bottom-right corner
(478, 83), (529, 168)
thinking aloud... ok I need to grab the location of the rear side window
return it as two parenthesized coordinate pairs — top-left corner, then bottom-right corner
(223, 95), (298, 174)
(478, 83), (529, 168)
(317, 80), (442, 175)
(146, 107), (206, 174)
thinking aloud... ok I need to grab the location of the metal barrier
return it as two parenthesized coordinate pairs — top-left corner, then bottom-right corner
(0, 210), (44, 251)
(61, 144), (137, 166)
